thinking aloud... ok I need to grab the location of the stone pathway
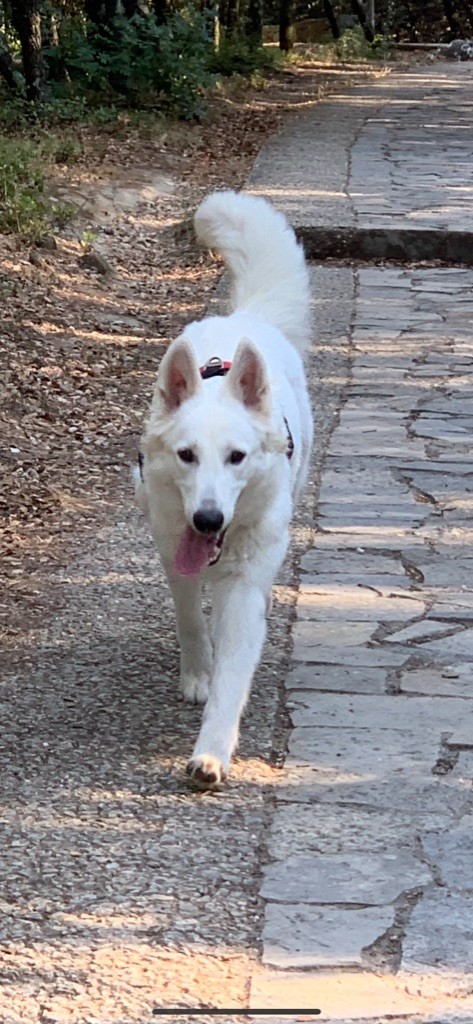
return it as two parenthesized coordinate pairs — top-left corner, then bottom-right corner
(249, 64), (473, 1024)
(251, 63), (473, 234)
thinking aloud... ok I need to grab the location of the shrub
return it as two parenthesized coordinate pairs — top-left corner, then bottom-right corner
(47, 11), (214, 119)
(0, 137), (77, 240)
(334, 25), (369, 61)
(210, 38), (284, 77)
(0, 139), (47, 239)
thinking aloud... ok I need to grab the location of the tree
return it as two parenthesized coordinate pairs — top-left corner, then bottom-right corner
(323, 0), (340, 39)
(84, 0), (118, 27)
(350, 0), (374, 41)
(0, 33), (20, 92)
(246, 0), (263, 44)
(279, 0), (294, 50)
(10, 0), (45, 101)
(220, 0), (240, 34)
(152, 0), (168, 24)
(442, 0), (461, 34)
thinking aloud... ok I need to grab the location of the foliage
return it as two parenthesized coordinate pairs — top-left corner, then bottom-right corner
(369, 32), (394, 59)
(334, 24), (369, 60)
(210, 37), (284, 76)
(47, 11), (214, 118)
(0, 136), (77, 240)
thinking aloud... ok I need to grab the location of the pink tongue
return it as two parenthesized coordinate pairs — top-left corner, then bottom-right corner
(174, 526), (215, 577)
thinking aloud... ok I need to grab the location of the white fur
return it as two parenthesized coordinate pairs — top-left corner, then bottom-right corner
(137, 190), (313, 789)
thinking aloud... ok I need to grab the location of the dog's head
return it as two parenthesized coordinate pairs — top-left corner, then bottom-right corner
(141, 336), (287, 576)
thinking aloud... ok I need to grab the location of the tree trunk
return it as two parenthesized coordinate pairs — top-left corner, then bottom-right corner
(123, 0), (140, 16)
(401, 0), (419, 41)
(246, 0), (262, 45)
(10, 0), (45, 101)
(442, 0), (461, 34)
(213, 3), (220, 51)
(0, 34), (19, 92)
(323, 0), (340, 38)
(279, 0), (294, 50)
(456, 0), (473, 32)
(350, 0), (374, 41)
(152, 0), (168, 24)
(42, 6), (69, 83)
(84, 0), (117, 27)
(221, 0), (239, 33)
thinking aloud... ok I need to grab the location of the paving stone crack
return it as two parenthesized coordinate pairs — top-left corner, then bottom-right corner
(362, 888), (426, 974)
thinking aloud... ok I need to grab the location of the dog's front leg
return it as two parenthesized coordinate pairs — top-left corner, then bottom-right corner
(186, 578), (267, 789)
(168, 574), (212, 704)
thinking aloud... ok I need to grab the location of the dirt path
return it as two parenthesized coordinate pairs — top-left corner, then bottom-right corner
(1, 64), (379, 1023)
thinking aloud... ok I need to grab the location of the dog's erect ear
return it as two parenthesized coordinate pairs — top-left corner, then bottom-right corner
(225, 339), (271, 416)
(158, 337), (201, 413)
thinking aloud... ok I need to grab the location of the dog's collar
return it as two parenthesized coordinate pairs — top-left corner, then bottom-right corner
(199, 356), (232, 380)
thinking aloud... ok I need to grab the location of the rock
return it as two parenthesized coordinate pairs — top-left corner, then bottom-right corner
(445, 38), (473, 61)
(36, 235), (57, 251)
(79, 250), (112, 275)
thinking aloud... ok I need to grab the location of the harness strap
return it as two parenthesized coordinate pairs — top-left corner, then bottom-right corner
(284, 417), (294, 460)
(199, 356), (232, 380)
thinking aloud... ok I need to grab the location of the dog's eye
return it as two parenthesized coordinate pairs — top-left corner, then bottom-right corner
(177, 448), (196, 464)
(229, 450), (246, 466)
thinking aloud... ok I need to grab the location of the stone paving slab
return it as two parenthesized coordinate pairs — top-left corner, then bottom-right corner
(257, 265), (473, 1023)
(274, 776), (471, 819)
(285, 665), (387, 694)
(286, 726), (438, 778)
(261, 851), (432, 905)
(296, 584), (425, 620)
(249, 66), (473, 267)
(249, 65), (473, 1024)
(266, 803), (453, 859)
(262, 903), (394, 968)
(400, 891), (473, 996)
(286, 693), (472, 733)
(422, 819), (473, 889)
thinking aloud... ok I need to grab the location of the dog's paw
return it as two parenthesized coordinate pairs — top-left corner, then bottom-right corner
(179, 674), (209, 704)
(186, 755), (226, 791)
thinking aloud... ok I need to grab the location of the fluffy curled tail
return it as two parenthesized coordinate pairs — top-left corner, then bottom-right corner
(194, 190), (311, 354)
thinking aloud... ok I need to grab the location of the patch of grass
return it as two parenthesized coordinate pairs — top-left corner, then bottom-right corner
(0, 139), (48, 240)
(0, 136), (79, 241)
(290, 27), (394, 65)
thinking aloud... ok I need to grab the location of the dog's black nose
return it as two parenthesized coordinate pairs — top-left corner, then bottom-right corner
(193, 508), (224, 534)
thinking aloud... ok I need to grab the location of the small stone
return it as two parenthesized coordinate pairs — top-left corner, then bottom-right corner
(79, 250), (112, 275)
(36, 234), (57, 251)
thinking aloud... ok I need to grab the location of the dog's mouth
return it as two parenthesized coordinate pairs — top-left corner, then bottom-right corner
(174, 526), (227, 577)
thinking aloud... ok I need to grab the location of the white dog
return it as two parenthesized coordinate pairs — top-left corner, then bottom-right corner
(136, 190), (313, 789)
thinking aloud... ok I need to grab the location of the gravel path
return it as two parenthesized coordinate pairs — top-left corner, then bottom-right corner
(0, 256), (352, 1022)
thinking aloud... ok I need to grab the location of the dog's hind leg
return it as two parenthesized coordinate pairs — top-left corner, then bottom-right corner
(168, 574), (213, 704)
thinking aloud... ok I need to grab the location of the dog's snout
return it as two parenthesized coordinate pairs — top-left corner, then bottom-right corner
(193, 507), (224, 534)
